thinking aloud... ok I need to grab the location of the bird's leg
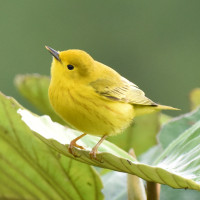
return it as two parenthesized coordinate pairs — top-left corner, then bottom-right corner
(90, 135), (107, 160)
(68, 133), (87, 156)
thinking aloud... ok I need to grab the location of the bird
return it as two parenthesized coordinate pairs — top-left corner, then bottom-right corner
(46, 46), (178, 160)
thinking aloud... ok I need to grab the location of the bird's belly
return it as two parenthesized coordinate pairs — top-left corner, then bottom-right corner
(49, 86), (135, 136)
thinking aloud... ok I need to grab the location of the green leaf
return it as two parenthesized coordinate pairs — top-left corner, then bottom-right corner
(107, 112), (160, 156)
(16, 101), (200, 190)
(190, 88), (200, 110)
(154, 117), (200, 179)
(139, 145), (163, 165)
(158, 108), (200, 149)
(0, 92), (103, 200)
(14, 74), (65, 125)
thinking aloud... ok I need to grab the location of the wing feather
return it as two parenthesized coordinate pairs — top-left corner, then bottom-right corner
(90, 76), (157, 106)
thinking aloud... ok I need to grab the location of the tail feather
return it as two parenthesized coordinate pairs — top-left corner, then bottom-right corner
(155, 105), (180, 111)
(134, 104), (179, 117)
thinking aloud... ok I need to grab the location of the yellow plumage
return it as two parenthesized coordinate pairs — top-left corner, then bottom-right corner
(46, 46), (178, 159)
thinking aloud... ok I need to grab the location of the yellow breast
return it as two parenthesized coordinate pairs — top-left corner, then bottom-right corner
(48, 79), (135, 136)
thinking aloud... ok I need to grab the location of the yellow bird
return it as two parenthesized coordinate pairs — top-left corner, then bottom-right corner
(46, 46), (178, 160)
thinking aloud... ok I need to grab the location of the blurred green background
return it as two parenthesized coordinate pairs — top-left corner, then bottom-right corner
(0, 0), (200, 115)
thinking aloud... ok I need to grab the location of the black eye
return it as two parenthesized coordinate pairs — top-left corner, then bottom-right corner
(67, 64), (74, 70)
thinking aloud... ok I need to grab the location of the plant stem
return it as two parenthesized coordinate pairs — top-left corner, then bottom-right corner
(127, 149), (147, 200)
(146, 182), (160, 200)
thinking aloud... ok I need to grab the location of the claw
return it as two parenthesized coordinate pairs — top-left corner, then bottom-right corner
(68, 141), (85, 156)
(68, 133), (87, 157)
(89, 149), (97, 159)
(89, 149), (104, 162)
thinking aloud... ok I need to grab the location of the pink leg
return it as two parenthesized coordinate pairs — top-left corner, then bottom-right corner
(89, 135), (107, 160)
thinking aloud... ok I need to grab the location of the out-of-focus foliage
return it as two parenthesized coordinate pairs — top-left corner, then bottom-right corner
(15, 74), (65, 125)
(108, 113), (160, 156)
(190, 88), (200, 110)
(0, 1), (200, 114)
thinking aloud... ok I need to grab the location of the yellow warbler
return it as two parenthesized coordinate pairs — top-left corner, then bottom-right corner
(46, 46), (178, 160)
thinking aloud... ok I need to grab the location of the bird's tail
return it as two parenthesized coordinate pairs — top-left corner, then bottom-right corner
(134, 104), (179, 117)
(155, 104), (180, 111)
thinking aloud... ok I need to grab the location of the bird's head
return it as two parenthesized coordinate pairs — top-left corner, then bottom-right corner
(46, 46), (95, 81)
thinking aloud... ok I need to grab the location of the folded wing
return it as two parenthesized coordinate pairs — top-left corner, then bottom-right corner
(90, 76), (157, 106)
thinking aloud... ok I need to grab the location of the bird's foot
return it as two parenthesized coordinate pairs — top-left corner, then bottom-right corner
(89, 135), (107, 162)
(89, 148), (103, 162)
(68, 141), (85, 157)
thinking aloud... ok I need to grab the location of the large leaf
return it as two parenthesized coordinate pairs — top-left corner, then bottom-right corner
(139, 145), (163, 165)
(14, 101), (200, 190)
(158, 107), (200, 149)
(156, 106), (200, 198)
(154, 114), (200, 181)
(0, 92), (103, 200)
(15, 74), (65, 125)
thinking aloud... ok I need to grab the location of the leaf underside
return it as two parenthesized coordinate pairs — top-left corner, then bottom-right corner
(19, 108), (200, 190)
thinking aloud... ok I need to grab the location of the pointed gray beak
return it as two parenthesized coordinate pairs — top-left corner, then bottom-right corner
(45, 46), (61, 62)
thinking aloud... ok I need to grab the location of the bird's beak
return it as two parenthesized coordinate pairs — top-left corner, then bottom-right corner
(45, 46), (61, 62)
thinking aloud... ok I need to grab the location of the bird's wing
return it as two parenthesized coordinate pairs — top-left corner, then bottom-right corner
(90, 76), (157, 105)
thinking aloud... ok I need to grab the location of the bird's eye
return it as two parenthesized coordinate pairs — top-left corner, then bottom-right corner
(67, 64), (74, 70)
